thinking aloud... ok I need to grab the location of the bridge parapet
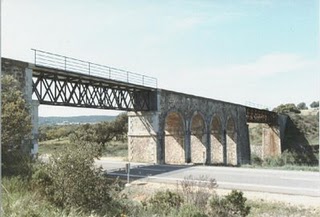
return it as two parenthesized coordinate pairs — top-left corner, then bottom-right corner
(32, 49), (158, 88)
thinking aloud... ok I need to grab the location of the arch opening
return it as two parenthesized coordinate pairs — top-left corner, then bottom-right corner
(164, 112), (185, 164)
(211, 116), (223, 164)
(226, 117), (237, 165)
(190, 113), (206, 163)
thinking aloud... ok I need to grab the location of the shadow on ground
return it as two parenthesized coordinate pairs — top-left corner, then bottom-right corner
(283, 117), (318, 165)
(105, 164), (193, 182)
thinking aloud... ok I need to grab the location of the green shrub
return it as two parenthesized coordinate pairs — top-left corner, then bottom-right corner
(262, 150), (317, 168)
(310, 101), (319, 108)
(209, 190), (250, 217)
(147, 190), (184, 215)
(33, 143), (122, 216)
(177, 204), (208, 217)
(251, 154), (263, 166)
(1, 75), (33, 178)
(281, 150), (296, 165)
(263, 155), (285, 167)
(2, 150), (33, 178)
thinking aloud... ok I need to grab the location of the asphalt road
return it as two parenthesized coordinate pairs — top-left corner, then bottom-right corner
(96, 159), (320, 197)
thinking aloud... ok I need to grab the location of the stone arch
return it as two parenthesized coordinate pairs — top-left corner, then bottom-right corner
(211, 115), (223, 164)
(164, 112), (185, 164)
(190, 112), (206, 163)
(226, 117), (237, 165)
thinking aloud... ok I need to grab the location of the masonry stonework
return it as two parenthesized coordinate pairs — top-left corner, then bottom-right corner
(262, 125), (281, 159)
(2, 58), (39, 155)
(211, 134), (224, 164)
(128, 89), (252, 165)
(127, 112), (158, 163)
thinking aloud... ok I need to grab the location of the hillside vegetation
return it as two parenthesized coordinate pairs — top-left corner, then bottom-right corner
(39, 115), (116, 126)
(288, 110), (319, 145)
(249, 103), (319, 169)
(250, 109), (318, 146)
(38, 113), (128, 157)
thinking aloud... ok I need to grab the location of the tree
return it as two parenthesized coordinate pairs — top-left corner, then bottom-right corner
(272, 103), (301, 114)
(70, 113), (127, 144)
(297, 102), (307, 110)
(310, 101), (319, 108)
(1, 75), (32, 176)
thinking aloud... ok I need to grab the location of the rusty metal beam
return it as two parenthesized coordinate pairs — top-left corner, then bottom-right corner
(246, 107), (278, 125)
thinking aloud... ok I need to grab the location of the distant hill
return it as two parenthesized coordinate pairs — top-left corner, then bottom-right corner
(39, 115), (116, 126)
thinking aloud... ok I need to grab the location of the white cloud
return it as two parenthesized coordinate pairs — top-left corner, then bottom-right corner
(157, 52), (319, 109)
(207, 53), (319, 78)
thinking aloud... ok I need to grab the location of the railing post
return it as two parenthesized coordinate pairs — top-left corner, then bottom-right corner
(127, 72), (129, 83)
(109, 68), (111, 79)
(88, 62), (91, 75)
(142, 75), (145, 86)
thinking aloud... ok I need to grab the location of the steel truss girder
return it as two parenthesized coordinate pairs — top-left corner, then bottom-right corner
(246, 107), (278, 125)
(32, 70), (157, 111)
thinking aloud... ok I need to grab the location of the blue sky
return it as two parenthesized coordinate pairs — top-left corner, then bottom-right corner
(2, 0), (319, 116)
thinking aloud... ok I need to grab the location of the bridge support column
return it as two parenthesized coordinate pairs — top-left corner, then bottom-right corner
(157, 131), (165, 164)
(26, 68), (40, 156)
(185, 130), (191, 163)
(223, 130), (227, 165)
(127, 112), (160, 163)
(31, 100), (40, 156)
(262, 125), (281, 159)
(206, 129), (211, 165)
(243, 123), (251, 164)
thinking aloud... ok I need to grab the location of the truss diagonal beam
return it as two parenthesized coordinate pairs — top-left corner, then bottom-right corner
(32, 69), (157, 111)
(246, 107), (278, 125)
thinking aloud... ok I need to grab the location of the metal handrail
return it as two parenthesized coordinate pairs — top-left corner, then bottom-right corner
(32, 49), (158, 88)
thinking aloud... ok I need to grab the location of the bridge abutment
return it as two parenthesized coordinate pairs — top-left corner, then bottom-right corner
(2, 58), (39, 155)
(127, 111), (159, 163)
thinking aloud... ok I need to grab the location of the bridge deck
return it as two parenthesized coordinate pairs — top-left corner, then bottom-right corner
(245, 106), (278, 125)
(32, 65), (157, 111)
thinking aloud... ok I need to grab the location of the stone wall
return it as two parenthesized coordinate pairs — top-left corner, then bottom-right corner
(190, 134), (206, 164)
(1, 58), (38, 155)
(165, 135), (185, 164)
(127, 112), (159, 163)
(128, 89), (251, 165)
(251, 145), (263, 159)
(210, 134), (224, 164)
(262, 125), (281, 159)
(226, 134), (237, 165)
(1, 58), (31, 102)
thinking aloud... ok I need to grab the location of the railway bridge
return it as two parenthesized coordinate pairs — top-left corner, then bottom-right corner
(1, 50), (287, 165)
